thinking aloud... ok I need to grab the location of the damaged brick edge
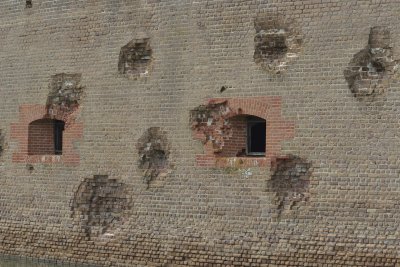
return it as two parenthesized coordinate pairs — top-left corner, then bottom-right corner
(190, 97), (295, 168)
(71, 175), (132, 240)
(269, 154), (313, 219)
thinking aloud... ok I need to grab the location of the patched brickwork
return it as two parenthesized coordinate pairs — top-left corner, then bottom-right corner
(191, 97), (294, 168)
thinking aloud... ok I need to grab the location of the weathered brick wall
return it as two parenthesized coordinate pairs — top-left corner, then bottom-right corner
(1, 0), (400, 266)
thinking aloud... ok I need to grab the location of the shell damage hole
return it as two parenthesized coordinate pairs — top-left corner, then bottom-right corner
(344, 26), (399, 100)
(118, 38), (152, 79)
(253, 13), (302, 74)
(0, 130), (4, 156)
(71, 175), (130, 238)
(137, 127), (171, 188)
(46, 73), (83, 123)
(269, 155), (312, 219)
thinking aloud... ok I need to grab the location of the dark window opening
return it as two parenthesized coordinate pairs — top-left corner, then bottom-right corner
(54, 120), (64, 155)
(247, 116), (266, 156)
(26, 0), (32, 8)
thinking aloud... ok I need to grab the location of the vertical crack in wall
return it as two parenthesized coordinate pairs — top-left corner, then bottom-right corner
(344, 26), (399, 100)
(71, 175), (130, 238)
(137, 127), (171, 188)
(254, 13), (302, 74)
(118, 38), (153, 79)
(269, 155), (312, 219)
(190, 101), (235, 153)
(47, 73), (83, 124)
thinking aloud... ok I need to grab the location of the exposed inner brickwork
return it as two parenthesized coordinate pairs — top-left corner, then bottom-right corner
(137, 127), (170, 187)
(47, 73), (83, 118)
(71, 175), (130, 238)
(344, 26), (399, 100)
(254, 13), (302, 74)
(191, 97), (294, 168)
(269, 155), (312, 219)
(25, 0), (32, 8)
(118, 38), (152, 79)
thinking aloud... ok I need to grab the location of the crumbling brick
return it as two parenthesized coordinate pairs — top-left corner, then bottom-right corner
(344, 26), (399, 100)
(46, 73), (83, 123)
(269, 155), (312, 218)
(118, 38), (152, 79)
(254, 13), (302, 74)
(137, 127), (171, 187)
(71, 175), (130, 238)
(190, 100), (234, 153)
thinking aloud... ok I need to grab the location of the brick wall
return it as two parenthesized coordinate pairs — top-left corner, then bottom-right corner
(1, 1), (400, 266)
(217, 115), (247, 157)
(28, 119), (55, 155)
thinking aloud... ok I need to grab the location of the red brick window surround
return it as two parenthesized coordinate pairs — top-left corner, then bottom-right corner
(191, 97), (295, 168)
(11, 104), (83, 165)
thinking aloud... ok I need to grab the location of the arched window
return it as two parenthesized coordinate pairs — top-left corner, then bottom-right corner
(217, 115), (266, 157)
(28, 119), (65, 155)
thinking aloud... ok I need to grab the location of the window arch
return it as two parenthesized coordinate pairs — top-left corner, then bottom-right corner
(28, 119), (65, 155)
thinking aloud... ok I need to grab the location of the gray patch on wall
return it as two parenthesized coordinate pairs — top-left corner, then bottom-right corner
(254, 13), (302, 74)
(71, 175), (130, 238)
(118, 38), (152, 79)
(137, 127), (170, 188)
(269, 155), (312, 219)
(47, 73), (83, 113)
(344, 26), (399, 100)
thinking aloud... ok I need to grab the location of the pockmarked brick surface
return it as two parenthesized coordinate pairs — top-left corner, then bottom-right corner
(1, 0), (400, 266)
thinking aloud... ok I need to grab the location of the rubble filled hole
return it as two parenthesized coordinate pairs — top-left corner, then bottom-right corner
(26, 0), (32, 8)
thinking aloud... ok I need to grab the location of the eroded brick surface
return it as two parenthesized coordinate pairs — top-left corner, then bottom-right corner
(344, 26), (399, 100)
(254, 13), (302, 74)
(269, 155), (312, 219)
(71, 175), (130, 238)
(137, 127), (171, 187)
